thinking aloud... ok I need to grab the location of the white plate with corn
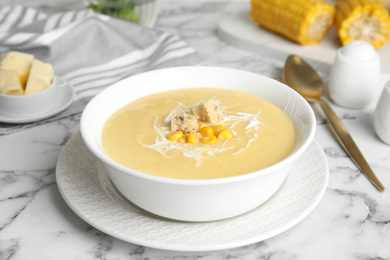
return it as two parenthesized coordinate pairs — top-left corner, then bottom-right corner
(218, 0), (390, 72)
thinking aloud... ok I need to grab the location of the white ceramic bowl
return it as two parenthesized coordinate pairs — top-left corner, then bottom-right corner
(80, 66), (316, 222)
(0, 76), (58, 117)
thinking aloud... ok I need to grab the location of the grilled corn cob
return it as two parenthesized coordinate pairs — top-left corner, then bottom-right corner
(335, 0), (390, 49)
(250, 0), (336, 44)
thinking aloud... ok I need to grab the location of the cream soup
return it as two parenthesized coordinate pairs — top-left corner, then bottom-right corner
(102, 88), (295, 179)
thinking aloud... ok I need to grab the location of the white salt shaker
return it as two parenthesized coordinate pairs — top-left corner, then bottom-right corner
(374, 81), (390, 145)
(328, 40), (381, 109)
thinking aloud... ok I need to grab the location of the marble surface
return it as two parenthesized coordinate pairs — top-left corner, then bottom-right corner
(1, 1), (390, 259)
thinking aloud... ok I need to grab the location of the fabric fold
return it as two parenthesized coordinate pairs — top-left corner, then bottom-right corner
(0, 5), (202, 135)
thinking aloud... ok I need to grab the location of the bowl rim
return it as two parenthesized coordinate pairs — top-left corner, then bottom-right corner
(80, 66), (316, 186)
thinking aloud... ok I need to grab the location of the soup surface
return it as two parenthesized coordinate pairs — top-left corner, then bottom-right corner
(102, 88), (295, 179)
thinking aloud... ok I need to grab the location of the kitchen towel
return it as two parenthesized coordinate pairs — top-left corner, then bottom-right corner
(0, 5), (202, 135)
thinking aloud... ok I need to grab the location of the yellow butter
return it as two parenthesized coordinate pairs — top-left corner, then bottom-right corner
(24, 59), (54, 95)
(0, 51), (34, 87)
(0, 70), (24, 95)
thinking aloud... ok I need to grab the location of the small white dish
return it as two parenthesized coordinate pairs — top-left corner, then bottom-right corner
(0, 78), (74, 124)
(56, 132), (328, 252)
(0, 76), (59, 117)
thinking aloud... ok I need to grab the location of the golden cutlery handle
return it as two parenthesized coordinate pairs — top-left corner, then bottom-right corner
(317, 99), (385, 192)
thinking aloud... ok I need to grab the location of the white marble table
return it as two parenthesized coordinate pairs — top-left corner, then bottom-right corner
(1, 2), (390, 259)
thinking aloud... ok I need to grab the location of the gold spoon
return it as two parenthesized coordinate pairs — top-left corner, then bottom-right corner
(284, 54), (385, 192)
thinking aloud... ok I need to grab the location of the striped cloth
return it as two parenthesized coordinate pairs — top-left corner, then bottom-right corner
(0, 5), (201, 135)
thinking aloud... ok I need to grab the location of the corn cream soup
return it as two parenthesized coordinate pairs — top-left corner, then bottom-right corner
(102, 88), (295, 179)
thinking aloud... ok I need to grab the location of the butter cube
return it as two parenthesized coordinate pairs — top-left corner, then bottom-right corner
(24, 59), (54, 95)
(0, 70), (24, 95)
(0, 51), (34, 87)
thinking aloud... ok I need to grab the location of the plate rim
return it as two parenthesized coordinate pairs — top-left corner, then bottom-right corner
(56, 132), (329, 252)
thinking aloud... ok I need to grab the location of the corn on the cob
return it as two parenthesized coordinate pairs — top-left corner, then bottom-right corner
(335, 0), (390, 49)
(250, 0), (336, 44)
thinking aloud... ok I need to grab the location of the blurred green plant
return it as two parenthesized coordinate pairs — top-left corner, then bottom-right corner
(87, 0), (139, 22)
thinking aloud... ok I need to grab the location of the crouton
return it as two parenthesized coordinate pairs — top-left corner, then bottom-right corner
(192, 97), (227, 125)
(170, 105), (199, 133)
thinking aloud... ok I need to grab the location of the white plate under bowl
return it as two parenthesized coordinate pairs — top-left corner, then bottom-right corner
(56, 132), (328, 252)
(0, 78), (74, 124)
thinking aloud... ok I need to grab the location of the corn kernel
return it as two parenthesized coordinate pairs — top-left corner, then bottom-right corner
(187, 132), (200, 143)
(211, 125), (225, 135)
(198, 121), (208, 129)
(201, 135), (218, 145)
(167, 131), (183, 141)
(217, 129), (234, 140)
(178, 136), (187, 143)
(199, 126), (214, 136)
